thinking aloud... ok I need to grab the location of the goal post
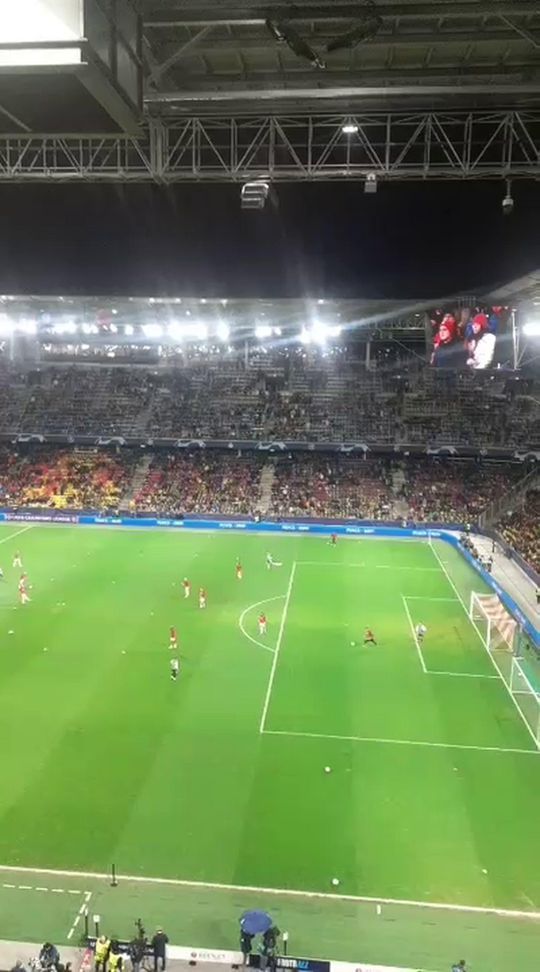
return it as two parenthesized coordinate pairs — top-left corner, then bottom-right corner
(509, 655), (540, 747)
(469, 591), (516, 654)
(469, 591), (540, 748)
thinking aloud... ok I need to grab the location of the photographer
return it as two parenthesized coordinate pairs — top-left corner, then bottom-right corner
(39, 944), (60, 971)
(259, 927), (279, 972)
(127, 935), (146, 972)
(239, 930), (253, 967)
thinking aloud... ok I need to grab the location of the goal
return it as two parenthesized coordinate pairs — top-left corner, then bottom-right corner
(469, 591), (517, 655)
(469, 591), (540, 747)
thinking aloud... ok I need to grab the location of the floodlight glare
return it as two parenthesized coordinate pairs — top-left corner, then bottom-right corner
(143, 324), (163, 339)
(18, 319), (37, 335)
(255, 325), (273, 340)
(216, 322), (230, 342)
(342, 123), (359, 135)
(523, 320), (540, 337)
(299, 328), (312, 345)
(168, 324), (184, 340)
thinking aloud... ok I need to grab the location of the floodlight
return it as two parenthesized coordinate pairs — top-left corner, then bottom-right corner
(168, 323), (184, 340)
(124, 324), (134, 336)
(143, 324), (163, 339)
(523, 320), (540, 337)
(299, 328), (312, 345)
(342, 123), (359, 135)
(18, 319), (37, 335)
(255, 325), (273, 340)
(216, 322), (230, 342)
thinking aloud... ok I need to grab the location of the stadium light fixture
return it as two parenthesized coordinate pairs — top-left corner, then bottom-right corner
(143, 324), (163, 339)
(255, 325), (273, 340)
(168, 323), (184, 340)
(523, 320), (540, 337)
(216, 322), (230, 342)
(18, 318), (37, 335)
(342, 122), (359, 135)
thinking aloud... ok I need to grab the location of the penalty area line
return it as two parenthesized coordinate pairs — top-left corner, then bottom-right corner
(0, 524), (34, 545)
(262, 728), (539, 756)
(0, 864), (538, 922)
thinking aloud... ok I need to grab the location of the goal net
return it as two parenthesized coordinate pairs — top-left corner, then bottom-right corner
(469, 592), (540, 747)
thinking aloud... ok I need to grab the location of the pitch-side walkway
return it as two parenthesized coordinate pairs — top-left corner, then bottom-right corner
(474, 534), (539, 632)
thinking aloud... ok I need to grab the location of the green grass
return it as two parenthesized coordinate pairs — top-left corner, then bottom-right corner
(0, 524), (539, 970)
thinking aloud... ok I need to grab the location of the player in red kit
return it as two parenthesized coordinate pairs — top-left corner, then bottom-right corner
(258, 613), (267, 635)
(182, 578), (191, 599)
(169, 626), (178, 649)
(363, 628), (377, 646)
(18, 577), (30, 605)
(236, 560), (243, 580)
(199, 587), (207, 609)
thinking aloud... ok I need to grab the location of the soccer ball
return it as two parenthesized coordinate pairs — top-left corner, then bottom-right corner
(350, 641), (356, 647)
(332, 878), (340, 887)
(324, 766), (331, 774)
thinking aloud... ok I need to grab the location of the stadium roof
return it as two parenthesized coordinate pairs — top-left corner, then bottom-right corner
(487, 269), (540, 306)
(142, 0), (540, 116)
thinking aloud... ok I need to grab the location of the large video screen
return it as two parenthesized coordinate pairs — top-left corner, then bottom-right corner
(429, 305), (512, 369)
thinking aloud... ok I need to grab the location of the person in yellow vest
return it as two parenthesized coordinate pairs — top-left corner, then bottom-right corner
(108, 942), (123, 972)
(94, 936), (110, 972)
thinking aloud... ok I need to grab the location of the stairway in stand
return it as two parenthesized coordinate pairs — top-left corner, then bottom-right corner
(121, 454), (153, 507)
(257, 462), (276, 515)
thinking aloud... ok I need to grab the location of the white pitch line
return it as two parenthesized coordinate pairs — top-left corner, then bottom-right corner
(403, 596), (459, 602)
(0, 864), (537, 922)
(259, 561), (296, 734)
(262, 728), (539, 756)
(238, 595), (284, 655)
(402, 596), (427, 673)
(428, 670), (500, 680)
(428, 539), (540, 752)
(67, 889), (92, 941)
(0, 524), (34, 545)
(295, 562), (440, 571)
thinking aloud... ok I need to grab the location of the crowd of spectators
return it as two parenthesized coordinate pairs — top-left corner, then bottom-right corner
(132, 452), (264, 516)
(398, 460), (524, 524)
(0, 356), (536, 449)
(269, 457), (395, 519)
(499, 490), (540, 574)
(0, 447), (135, 510)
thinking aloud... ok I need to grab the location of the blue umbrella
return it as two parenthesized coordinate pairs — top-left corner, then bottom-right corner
(240, 910), (273, 935)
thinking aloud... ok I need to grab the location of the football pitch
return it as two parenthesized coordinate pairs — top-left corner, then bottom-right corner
(0, 522), (539, 971)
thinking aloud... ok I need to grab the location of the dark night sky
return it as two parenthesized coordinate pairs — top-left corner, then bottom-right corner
(1, 179), (539, 300)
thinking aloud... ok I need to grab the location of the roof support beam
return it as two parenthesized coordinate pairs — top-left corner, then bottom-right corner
(150, 26), (214, 82)
(143, 3), (540, 28)
(499, 15), (540, 51)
